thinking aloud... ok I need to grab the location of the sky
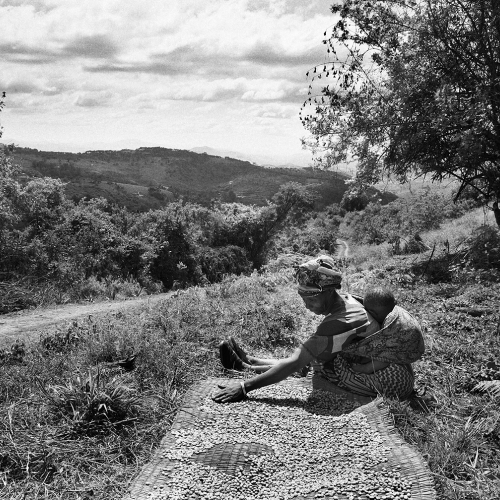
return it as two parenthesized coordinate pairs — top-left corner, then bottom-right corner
(0, 0), (335, 166)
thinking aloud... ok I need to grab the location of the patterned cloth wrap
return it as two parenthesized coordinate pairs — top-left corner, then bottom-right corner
(295, 255), (342, 294)
(344, 305), (425, 365)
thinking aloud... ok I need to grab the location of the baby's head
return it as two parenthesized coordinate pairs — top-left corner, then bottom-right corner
(364, 287), (396, 325)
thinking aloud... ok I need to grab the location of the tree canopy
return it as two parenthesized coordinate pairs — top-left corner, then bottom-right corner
(301, 0), (500, 219)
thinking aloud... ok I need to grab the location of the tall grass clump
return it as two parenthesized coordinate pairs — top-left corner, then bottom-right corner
(36, 369), (142, 437)
(423, 207), (488, 250)
(0, 268), (315, 499)
(380, 279), (500, 500)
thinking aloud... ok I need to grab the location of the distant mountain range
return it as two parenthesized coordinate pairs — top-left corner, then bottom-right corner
(10, 145), (395, 212)
(189, 146), (313, 169)
(3, 135), (355, 171)
(3, 136), (313, 168)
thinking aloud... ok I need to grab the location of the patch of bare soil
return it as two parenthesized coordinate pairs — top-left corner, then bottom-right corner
(0, 293), (173, 348)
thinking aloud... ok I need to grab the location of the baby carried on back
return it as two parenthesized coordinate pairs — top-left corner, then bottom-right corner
(322, 287), (425, 366)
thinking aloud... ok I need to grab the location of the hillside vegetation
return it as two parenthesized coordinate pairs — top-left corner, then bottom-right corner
(3, 140), (500, 500)
(0, 139), (483, 315)
(1, 212), (500, 499)
(12, 146), (397, 211)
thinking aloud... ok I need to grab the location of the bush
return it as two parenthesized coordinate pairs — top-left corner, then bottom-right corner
(196, 245), (252, 283)
(273, 205), (342, 257)
(0, 279), (37, 313)
(340, 193), (472, 245)
(467, 225), (500, 270)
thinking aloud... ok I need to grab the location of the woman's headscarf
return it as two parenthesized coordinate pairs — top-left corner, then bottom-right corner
(295, 255), (342, 295)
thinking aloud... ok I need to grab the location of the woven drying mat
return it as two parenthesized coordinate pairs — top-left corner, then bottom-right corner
(124, 377), (435, 500)
(352, 400), (436, 500)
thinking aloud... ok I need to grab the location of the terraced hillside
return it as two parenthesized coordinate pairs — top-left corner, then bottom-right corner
(11, 147), (396, 210)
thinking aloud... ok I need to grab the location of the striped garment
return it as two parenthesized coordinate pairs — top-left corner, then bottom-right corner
(302, 293), (415, 399)
(302, 293), (379, 362)
(320, 356), (415, 399)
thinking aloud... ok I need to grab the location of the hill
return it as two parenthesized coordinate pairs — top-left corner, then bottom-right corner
(10, 146), (396, 211)
(374, 177), (460, 199)
(189, 146), (311, 169)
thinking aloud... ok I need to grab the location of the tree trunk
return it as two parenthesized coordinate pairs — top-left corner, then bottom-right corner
(494, 203), (500, 229)
(494, 207), (500, 229)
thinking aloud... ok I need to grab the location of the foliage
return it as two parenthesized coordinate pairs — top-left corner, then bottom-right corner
(0, 278), (37, 313)
(32, 159), (83, 180)
(273, 203), (344, 256)
(466, 225), (500, 270)
(37, 369), (141, 437)
(339, 185), (394, 212)
(302, 0), (500, 221)
(339, 192), (472, 245)
(340, 189), (370, 212)
(473, 380), (500, 398)
(15, 145), (353, 210)
(412, 222), (500, 283)
(208, 182), (317, 268)
(2, 262), (500, 498)
(0, 148), (69, 281)
(195, 245), (252, 283)
(1, 145), (318, 310)
(135, 208), (198, 289)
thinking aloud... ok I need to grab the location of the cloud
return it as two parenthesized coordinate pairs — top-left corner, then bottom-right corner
(153, 78), (245, 102)
(244, 42), (320, 67)
(0, 34), (119, 64)
(250, 102), (298, 119)
(0, 42), (59, 64)
(0, 80), (41, 94)
(0, 76), (69, 99)
(85, 41), (319, 84)
(74, 90), (114, 107)
(247, 0), (330, 18)
(127, 77), (304, 104)
(85, 45), (240, 78)
(240, 81), (304, 103)
(63, 35), (118, 59)
(1, 0), (334, 158)
(1, 0), (53, 10)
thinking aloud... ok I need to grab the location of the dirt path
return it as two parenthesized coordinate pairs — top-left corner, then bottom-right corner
(1, 243), (352, 350)
(0, 293), (173, 349)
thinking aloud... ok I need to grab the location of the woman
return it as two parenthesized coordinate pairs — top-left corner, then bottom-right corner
(212, 255), (416, 404)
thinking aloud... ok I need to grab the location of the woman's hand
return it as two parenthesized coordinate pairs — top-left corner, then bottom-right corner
(211, 382), (245, 403)
(212, 347), (314, 403)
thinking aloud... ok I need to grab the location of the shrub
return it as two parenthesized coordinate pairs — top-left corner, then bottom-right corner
(0, 279), (37, 313)
(273, 205), (342, 257)
(467, 225), (500, 270)
(71, 276), (108, 301)
(340, 193), (472, 245)
(195, 245), (252, 283)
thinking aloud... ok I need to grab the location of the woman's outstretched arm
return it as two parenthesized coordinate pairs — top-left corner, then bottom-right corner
(212, 346), (314, 403)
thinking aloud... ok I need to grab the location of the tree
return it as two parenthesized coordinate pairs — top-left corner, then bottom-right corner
(240, 182), (317, 267)
(301, 0), (500, 226)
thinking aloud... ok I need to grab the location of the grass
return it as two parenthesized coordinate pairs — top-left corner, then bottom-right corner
(1, 229), (500, 499)
(0, 275), (162, 315)
(340, 207), (497, 276)
(374, 177), (460, 199)
(0, 270), (317, 499)
(385, 281), (500, 500)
